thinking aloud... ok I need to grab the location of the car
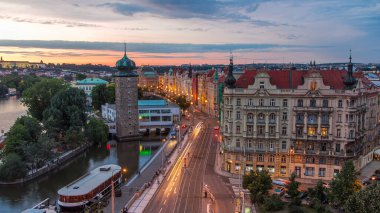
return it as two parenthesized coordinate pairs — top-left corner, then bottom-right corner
(214, 126), (219, 130)
(375, 169), (380, 174)
(370, 174), (380, 181)
(298, 191), (308, 199)
(273, 186), (285, 196)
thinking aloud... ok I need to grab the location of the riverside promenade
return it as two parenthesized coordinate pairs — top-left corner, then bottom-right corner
(103, 126), (189, 213)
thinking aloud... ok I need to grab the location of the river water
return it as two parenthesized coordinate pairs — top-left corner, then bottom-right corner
(0, 97), (156, 213)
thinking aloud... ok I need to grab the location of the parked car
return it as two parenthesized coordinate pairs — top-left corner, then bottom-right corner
(298, 191), (308, 199)
(273, 186), (285, 196)
(273, 179), (290, 186)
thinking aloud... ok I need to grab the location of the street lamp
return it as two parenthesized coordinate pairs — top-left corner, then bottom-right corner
(111, 167), (127, 213)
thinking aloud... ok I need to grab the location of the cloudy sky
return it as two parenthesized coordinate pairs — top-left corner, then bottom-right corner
(0, 0), (379, 65)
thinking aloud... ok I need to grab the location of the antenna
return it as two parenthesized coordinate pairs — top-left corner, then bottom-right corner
(124, 41), (126, 56)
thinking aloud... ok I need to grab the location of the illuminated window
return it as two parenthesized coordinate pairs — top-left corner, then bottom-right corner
(308, 127), (316, 136)
(321, 128), (328, 137)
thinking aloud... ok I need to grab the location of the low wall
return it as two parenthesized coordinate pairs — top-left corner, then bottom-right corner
(0, 143), (92, 185)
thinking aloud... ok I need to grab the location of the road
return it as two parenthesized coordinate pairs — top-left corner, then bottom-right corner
(144, 113), (235, 213)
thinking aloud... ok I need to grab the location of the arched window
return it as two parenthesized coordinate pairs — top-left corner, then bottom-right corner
(257, 113), (265, 123)
(247, 113), (254, 122)
(269, 113), (276, 123)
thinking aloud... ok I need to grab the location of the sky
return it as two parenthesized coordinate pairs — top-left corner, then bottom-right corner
(0, 0), (379, 66)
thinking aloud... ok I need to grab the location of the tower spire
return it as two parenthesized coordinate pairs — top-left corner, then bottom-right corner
(349, 48), (352, 63)
(124, 41), (127, 56)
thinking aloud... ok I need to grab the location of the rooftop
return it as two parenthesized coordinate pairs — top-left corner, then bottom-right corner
(76, 78), (108, 85)
(138, 100), (167, 106)
(58, 164), (120, 196)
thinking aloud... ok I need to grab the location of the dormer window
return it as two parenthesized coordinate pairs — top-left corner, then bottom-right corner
(259, 81), (265, 89)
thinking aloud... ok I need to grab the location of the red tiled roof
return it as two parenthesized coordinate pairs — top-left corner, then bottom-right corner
(236, 69), (348, 90)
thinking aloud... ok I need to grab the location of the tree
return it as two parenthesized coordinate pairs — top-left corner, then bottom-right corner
(91, 84), (115, 111)
(43, 87), (87, 143)
(22, 78), (67, 120)
(263, 194), (285, 211)
(175, 95), (191, 111)
(286, 173), (301, 205)
(76, 73), (87, 80)
(243, 170), (272, 204)
(308, 180), (327, 205)
(85, 118), (109, 146)
(0, 83), (8, 97)
(23, 135), (53, 169)
(4, 116), (42, 157)
(344, 183), (380, 213)
(329, 160), (361, 207)
(0, 153), (28, 181)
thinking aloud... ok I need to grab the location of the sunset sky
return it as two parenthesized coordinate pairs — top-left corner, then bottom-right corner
(0, 0), (379, 65)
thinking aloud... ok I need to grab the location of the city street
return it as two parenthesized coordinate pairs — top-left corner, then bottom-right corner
(144, 113), (235, 213)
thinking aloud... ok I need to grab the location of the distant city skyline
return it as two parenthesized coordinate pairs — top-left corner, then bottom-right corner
(0, 0), (379, 65)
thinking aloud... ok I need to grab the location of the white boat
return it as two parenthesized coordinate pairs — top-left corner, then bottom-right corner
(57, 164), (121, 211)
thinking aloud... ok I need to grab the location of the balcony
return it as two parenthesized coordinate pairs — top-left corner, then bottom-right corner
(296, 120), (304, 125)
(247, 119), (254, 123)
(244, 105), (280, 111)
(293, 106), (333, 112)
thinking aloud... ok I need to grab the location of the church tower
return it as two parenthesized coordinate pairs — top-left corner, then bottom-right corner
(115, 43), (141, 142)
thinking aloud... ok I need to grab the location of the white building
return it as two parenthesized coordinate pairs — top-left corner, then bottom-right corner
(74, 78), (108, 106)
(101, 100), (180, 133)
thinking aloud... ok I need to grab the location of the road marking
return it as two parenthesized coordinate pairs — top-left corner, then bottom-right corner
(159, 207), (163, 213)
(164, 199), (167, 204)
(174, 187), (177, 194)
(207, 204), (211, 213)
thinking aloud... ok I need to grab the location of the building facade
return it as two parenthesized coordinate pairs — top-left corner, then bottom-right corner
(221, 57), (380, 181)
(74, 78), (108, 106)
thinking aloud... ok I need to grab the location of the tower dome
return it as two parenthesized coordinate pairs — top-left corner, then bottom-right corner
(224, 55), (236, 88)
(116, 43), (136, 71)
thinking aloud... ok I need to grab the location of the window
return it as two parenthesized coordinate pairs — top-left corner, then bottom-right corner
(236, 139), (240, 148)
(236, 111), (241, 120)
(248, 98), (253, 106)
(307, 127), (316, 136)
(306, 157), (314, 164)
(247, 113), (253, 122)
(269, 155), (275, 162)
(225, 125), (228, 133)
(334, 169), (340, 177)
(319, 168), (326, 177)
(282, 127), (287, 135)
(258, 126), (265, 135)
(247, 154), (253, 161)
(338, 100), (343, 108)
(269, 113), (276, 123)
(257, 165), (264, 171)
(310, 99), (316, 107)
(322, 99), (329, 107)
(269, 126), (275, 135)
(283, 99), (288, 107)
(296, 113), (304, 123)
(321, 114), (329, 124)
(247, 140), (252, 148)
(334, 159), (340, 166)
(257, 113), (265, 123)
(281, 155), (286, 163)
(297, 99), (303, 107)
(308, 114), (317, 124)
(296, 127), (303, 137)
(268, 166), (275, 174)
(349, 130), (354, 139)
(235, 164), (241, 171)
(247, 125), (253, 134)
(257, 154), (264, 162)
(337, 114), (342, 122)
(335, 143), (341, 152)
(281, 141), (287, 150)
(269, 142), (274, 151)
(258, 141), (264, 150)
(236, 125), (241, 134)
(246, 164), (253, 172)
(319, 157), (326, 164)
(270, 99), (276, 106)
(305, 167), (314, 176)
(259, 81), (265, 89)
(337, 129), (341, 137)
(162, 116), (171, 121)
(281, 166), (286, 174)
(151, 116), (160, 121)
(321, 128), (328, 138)
(259, 99), (264, 106)
(282, 112), (288, 121)
(236, 98), (241, 106)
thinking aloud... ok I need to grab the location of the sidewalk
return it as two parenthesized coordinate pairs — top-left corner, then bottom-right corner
(127, 134), (190, 213)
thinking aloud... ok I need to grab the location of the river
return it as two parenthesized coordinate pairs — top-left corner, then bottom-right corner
(0, 97), (157, 213)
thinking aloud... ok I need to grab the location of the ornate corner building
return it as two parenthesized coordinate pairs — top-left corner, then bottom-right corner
(221, 55), (380, 180)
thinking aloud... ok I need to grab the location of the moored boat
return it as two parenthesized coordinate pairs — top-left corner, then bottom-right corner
(57, 164), (121, 211)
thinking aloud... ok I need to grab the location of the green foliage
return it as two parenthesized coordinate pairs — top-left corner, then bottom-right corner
(76, 73), (87, 80)
(308, 180), (326, 205)
(0, 153), (27, 181)
(85, 118), (108, 146)
(242, 170), (272, 204)
(174, 95), (191, 110)
(21, 78), (67, 120)
(0, 73), (43, 95)
(344, 183), (380, 213)
(43, 87), (87, 142)
(288, 205), (305, 213)
(91, 84), (115, 111)
(23, 135), (53, 169)
(63, 128), (85, 149)
(286, 173), (301, 205)
(0, 83), (8, 97)
(263, 194), (285, 211)
(329, 160), (361, 206)
(4, 116), (42, 157)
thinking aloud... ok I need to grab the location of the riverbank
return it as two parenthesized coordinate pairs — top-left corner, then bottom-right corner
(0, 142), (92, 185)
